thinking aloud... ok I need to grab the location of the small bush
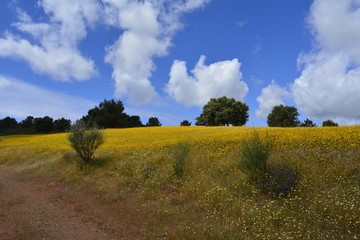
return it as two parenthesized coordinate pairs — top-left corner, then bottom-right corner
(172, 141), (190, 177)
(239, 131), (272, 184)
(68, 120), (105, 165)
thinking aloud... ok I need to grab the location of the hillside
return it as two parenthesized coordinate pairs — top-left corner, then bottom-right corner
(0, 127), (359, 239)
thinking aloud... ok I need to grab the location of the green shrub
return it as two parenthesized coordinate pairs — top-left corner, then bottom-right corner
(239, 131), (272, 184)
(239, 131), (300, 197)
(68, 120), (105, 165)
(172, 141), (190, 177)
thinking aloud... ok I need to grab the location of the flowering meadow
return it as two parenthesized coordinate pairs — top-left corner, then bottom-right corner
(0, 126), (359, 239)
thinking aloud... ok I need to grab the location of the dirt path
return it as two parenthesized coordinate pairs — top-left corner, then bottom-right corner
(0, 166), (156, 240)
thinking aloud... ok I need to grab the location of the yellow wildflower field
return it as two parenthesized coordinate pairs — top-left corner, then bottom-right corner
(0, 126), (359, 239)
(1, 126), (359, 156)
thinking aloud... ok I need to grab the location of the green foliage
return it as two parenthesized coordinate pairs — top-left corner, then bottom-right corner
(267, 105), (300, 127)
(146, 117), (162, 127)
(124, 115), (144, 128)
(195, 96), (249, 126)
(34, 116), (54, 133)
(19, 116), (34, 129)
(68, 120), (105, 164)
(0, 116), (18, 135)
(180, 120), (191, 126)
(172, 141), (190, 177)
(0, 115), (70, 135)
(239, 131), (272, 183)
(322, 119), (338, 127)
(82, 99), (143, 128)
(239, 131), (299, 197)
(54, 117), (72, 132)
(0, 116), (18, 129)
(1, 127), (359, 239)
(300, 118), (317, 127)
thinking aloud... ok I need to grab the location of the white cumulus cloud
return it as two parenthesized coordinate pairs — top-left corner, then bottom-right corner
(165, 55), (249, 107)
(0, 75), (96, 120)
(291, 0), (360, 124)
(307, 0), (360, 63)
(256, 80), (291, 118)
(0, 0), (211, 105)
(0, 0), (100, 81)
(103, 0), (211, 105)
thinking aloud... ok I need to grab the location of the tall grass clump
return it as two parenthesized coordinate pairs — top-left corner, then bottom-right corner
(68, 120), (105, 165)
(239, 131), (272, 184)
(239, 131), (300, 197)
(172, 141), (190, 177)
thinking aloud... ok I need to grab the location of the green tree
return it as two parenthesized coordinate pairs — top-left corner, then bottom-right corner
(194, 114), (207, 126)
(82, 99), (143, 128)
(54, 117), (72, 132)
(195, 96), (249, 126)
(34, 116), (54, 133)
(0, 116), (18, 134)
(83, 99), (127, 128)
(180, 120), (191, 126)
(124, 115), (144, 128)
(300, 118), (317, 127)
(322, 119), (338, 127)
(146, 117), (162, 127)
(0, 117), (18, 129)
(19, 116), (34, 129)
(18, 116), (36, 134)
(267, 105), (300, 127)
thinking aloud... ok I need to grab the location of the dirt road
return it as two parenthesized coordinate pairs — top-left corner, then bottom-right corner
(0, 167), (154, 240)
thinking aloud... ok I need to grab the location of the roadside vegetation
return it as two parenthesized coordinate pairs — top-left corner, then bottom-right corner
(68, 120), (105, 167)
(0, 126), (359, 239)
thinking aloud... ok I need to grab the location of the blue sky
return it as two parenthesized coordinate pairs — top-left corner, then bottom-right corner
(1, 0), (360, 126)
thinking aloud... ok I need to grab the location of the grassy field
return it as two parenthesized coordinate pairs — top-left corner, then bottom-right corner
(0, 126), (359, 239)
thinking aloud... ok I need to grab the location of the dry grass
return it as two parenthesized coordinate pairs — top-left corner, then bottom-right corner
(0, 126), (359, 239)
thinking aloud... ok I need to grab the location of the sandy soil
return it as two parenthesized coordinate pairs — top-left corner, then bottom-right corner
(0, 166), (159, 240)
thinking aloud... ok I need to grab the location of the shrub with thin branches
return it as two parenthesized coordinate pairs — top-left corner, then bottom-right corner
(68, 120), (105, 164)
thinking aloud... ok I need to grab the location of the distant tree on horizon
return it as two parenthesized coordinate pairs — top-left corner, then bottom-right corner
(300, 118), (317, 127)
(0, 116), (18, 129)
(0, 116), (18, 134)
(19, 116), (35, 129)
(146, 117), (162, 127)
(267, 105), (300, 127)
(123, 115), (144, 128)
(34, 116), (54, 133)
(322, 119), (338, 127)
(54, 117), (72, 132)
(195, 96), (249, 126)
(82, 99), (143, 128)
(180, 120), (191, 126)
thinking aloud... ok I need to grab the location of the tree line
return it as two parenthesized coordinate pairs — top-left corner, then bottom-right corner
(0, 116), (71, 135)
(0, 97), (339, 135)
(265, 104), (338, 127)
(193, 97), (338, 127)
(0, 99), (161, 135)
